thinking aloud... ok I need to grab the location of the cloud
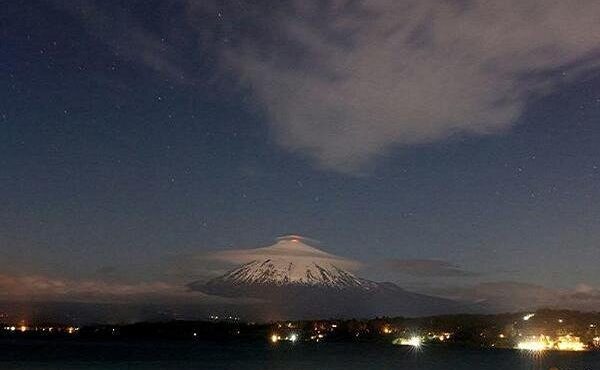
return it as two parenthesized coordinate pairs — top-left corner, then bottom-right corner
(424, 281), (600, 312)
(52, 0), (187, 80)
(225, 0), (600, 172)
(64, 0), (600, 172)
(0, 273), (206, 303)
(205, 244), (359, 268)
(171, 237), (362, 282)
(382, 258), (479, 277)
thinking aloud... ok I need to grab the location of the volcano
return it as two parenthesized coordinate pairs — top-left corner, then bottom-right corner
(188, 236), (474, 320)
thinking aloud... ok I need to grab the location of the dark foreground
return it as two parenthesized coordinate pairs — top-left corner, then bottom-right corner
(0, 337), (597, 370)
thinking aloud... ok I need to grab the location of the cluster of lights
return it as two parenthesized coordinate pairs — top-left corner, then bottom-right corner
(394, 336), (422, 348)
(517, 334), (587, 352)
(556, 335), (586, 351)
(3, 325), (78, 334)
(208, 315), (240, 321)
(310, 333), (325, 342)
(517, 339), (549, 352)
(306, 322), (338, 342)
(270, 333), (298, 343)
(2, 325), (30, 333)
(426, 332), (451, 341)
(393, 331), (451, 348)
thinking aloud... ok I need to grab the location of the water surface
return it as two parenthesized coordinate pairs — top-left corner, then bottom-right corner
(0, 338), (597, 369)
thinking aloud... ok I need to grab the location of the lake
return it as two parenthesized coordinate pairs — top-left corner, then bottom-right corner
(0, 338), (597, 370)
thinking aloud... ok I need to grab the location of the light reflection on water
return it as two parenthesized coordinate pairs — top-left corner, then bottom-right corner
(0, 339), (598, 370)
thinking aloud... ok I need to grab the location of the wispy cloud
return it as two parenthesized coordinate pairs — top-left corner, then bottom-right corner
(0, 273), (204, 303)
(423, 281), (600, 312)
(53, 0), (187, 81)
(382, 258), (479, 277)
(171, 238), (362, 283)
(62, 0), (600, 173)
(226, 0), (600, 172)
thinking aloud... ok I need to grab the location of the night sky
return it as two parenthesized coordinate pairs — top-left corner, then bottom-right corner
(2, 0), (600, 308)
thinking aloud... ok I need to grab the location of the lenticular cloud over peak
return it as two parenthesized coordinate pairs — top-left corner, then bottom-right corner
(195, 235), (362, 272)
(228, 0), (600, 172)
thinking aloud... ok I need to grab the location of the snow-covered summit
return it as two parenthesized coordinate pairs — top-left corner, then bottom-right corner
(199, 235), (375, 290)
(216, 258), (371, 288)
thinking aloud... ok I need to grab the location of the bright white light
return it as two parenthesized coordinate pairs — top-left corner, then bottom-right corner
(517, 335), (587, 352)
(556, 341), (585, 351)
(289, 333), (298, 342)
(516, 335), (553, 352)
(556, 335), (586, 351)
(517, 341), (547, 351)
(409, 336), (422, 347)
(523, 313), (535, 321)
(397, 336), (422, 347)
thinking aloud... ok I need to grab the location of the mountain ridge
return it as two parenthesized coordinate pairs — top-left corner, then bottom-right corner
(188, 236), (478, 320)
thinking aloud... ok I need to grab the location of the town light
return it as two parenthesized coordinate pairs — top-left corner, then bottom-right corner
(522, 313), (535, 321)
(516, 335), (586, 352)
(396, 336), (422, 348)
(517, 341), (547, 351)
(556, 335), (586, 351)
